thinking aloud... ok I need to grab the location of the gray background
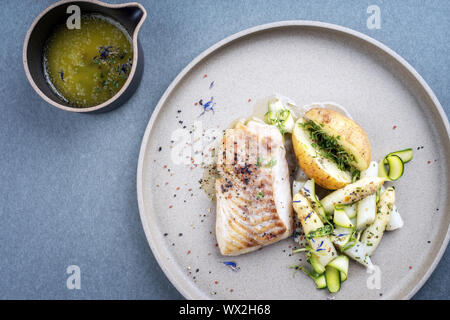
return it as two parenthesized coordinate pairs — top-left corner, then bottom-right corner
(0, 0), (448, 299)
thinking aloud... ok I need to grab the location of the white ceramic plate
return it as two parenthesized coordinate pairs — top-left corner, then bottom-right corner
(137, 21), (450, 299)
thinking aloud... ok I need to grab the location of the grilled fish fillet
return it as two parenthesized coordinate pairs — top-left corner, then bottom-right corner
(215, 120), (293, 256)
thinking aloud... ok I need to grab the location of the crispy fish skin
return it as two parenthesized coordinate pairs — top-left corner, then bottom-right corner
(215, 121), (293, 256)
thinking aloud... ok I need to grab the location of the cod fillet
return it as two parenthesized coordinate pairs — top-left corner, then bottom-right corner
(215, 120), (293, 256)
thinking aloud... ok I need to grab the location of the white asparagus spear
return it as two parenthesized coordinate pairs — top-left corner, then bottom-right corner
(293, 193), (337, 267)
(386, 205), (403, 230)
(321, 176), (386, 214)
(356, 161), (378, 230)
(379, 186), (404, 231)
(342, 241), (374, 268)
(361, 187), (395, 256)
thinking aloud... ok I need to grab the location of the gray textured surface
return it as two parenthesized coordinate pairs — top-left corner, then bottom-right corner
(0, 0), (448, 299)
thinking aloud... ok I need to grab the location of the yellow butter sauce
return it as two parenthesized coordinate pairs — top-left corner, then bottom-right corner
(43, 14), (133, 108)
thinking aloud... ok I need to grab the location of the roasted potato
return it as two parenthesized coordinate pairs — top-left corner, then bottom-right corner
(292, 118), (352, 190)
(292, 107), (372, 190)
(306, 108), (371, 171)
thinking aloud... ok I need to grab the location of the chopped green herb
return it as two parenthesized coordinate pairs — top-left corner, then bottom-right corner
(265, 158), (277, 168)
(256, 157), (262, 167)
(307, 225), (333, 240)
(299, 120), (356, 172)
(352, 170), (361, 182)
(277, 123), (287, 135)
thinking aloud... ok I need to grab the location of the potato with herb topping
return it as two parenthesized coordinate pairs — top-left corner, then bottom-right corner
(292, 107), (372, 190)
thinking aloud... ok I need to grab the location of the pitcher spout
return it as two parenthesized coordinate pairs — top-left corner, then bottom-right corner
(116, 3), (147, 34)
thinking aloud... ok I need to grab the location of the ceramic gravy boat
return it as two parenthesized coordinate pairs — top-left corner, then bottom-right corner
(23, 0), (147, 113)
